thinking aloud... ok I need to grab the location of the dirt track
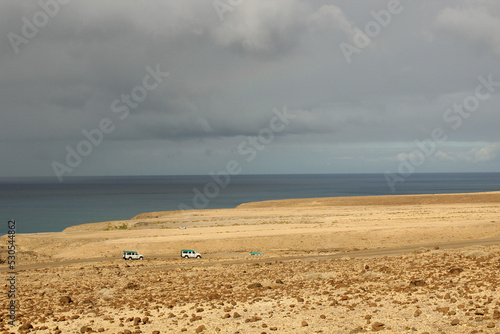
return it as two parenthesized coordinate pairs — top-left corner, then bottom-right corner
(5, 236), (499, 272)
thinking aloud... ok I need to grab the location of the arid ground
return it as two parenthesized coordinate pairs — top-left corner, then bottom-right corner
(1, 192), (499, 333)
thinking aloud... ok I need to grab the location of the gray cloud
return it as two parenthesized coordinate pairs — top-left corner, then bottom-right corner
(1, 0), (499, 178)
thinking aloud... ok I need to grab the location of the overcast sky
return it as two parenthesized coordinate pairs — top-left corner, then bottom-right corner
(1, 0), (499, 180)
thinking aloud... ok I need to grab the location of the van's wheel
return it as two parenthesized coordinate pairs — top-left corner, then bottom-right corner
(139, 257), (143, 260)
(196, 255), (201, 258)
(184, 255), (189, 258)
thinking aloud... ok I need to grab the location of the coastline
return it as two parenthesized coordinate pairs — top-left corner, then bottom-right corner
(4, 172), (500, 234)
(2, 191), (499, 265)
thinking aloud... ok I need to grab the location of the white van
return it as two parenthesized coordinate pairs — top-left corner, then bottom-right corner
(180, 249), (202, 258)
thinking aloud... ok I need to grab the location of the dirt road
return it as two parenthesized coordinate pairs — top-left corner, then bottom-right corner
(4, 236), (498, 272)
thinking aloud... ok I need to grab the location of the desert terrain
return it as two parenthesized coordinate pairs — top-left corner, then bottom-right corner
(1, 192), (499, 333)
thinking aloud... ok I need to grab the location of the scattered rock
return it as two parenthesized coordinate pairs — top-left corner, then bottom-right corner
(190, 315), (202, 322)
(79, 325), (92, 333)
(207, 293), (221, 300)
(59, 296), (73, 304)
(8, 231), (500, 334)
(349, 326), (364, 334)
(125, 282), (139, 289)
(81, 297), (93, 305)
(449, 268), (463, 275)
(436, 307), (449, 314)
(372, 322), (385, 331)
(19, 323), (34, 331)
(409, 280), (425, 287)
(245, 316), (262, 323)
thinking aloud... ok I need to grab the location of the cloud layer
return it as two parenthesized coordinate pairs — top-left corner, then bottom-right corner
(1, 0), (499, 178)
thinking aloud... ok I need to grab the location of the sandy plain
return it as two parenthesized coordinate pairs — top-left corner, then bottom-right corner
(1, 192), (499, 333)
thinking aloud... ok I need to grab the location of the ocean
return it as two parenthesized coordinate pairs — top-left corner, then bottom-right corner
(1, 173), (500, 234)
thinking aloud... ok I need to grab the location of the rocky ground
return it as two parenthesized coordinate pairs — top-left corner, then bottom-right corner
(1, 245), (499, 334)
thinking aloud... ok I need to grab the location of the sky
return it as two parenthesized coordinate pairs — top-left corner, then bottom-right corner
(1, 0), (499, 180)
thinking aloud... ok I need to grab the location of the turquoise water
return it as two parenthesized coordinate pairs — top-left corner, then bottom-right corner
(1, 173), (500, 233)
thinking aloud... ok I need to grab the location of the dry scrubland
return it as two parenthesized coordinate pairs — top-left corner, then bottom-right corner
(1, 192), (500, 333)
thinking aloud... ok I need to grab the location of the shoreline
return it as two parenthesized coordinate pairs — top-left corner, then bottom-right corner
(5, 173), (500, 234)
(67, 190), (500, 231)
(1, 191), (499, 266)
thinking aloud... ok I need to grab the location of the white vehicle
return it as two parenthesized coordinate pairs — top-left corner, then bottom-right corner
(180, 249), (202, 259)
(122, 251), (144, 260)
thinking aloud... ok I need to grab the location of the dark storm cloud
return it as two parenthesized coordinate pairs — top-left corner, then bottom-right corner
(1, 0), (499, 177)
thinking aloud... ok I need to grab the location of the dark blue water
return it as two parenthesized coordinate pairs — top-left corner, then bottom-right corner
(1, 173), (500, 233)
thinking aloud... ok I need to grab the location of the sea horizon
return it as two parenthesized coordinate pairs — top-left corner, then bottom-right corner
(2, 172), (500, 234)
